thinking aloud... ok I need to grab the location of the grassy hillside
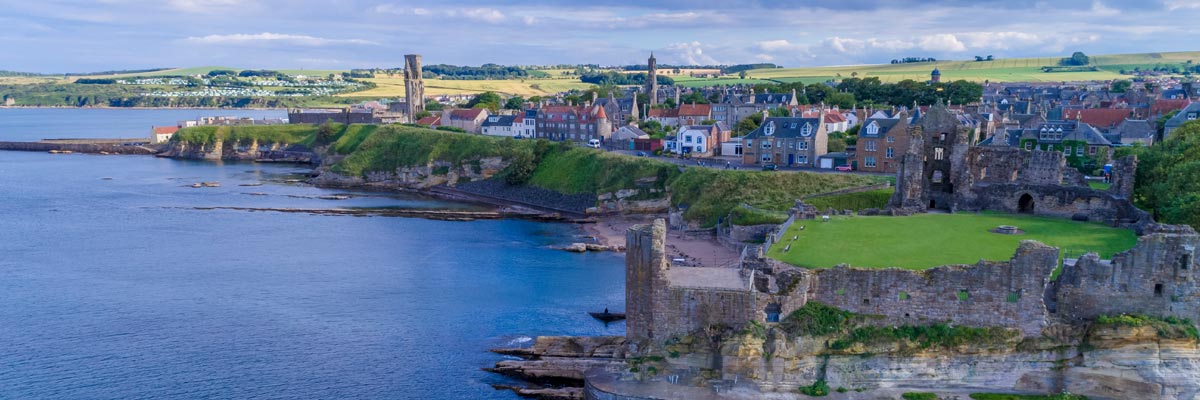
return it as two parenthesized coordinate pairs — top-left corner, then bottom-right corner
(743, 51), (1200, 83)
(320, 125), (872, 224)
(171, 124), (319, 146)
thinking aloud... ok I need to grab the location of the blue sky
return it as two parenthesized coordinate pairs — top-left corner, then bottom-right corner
(2, 0), (1198, 72)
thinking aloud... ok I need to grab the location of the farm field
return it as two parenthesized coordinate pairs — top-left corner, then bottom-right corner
(744, 51), (1200, 83)
(766, 212), (1137, 270)
(345, 75), (595, 97)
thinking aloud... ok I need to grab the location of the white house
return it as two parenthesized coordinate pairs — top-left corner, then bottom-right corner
(668, 125), (718, 157)
(151, 126), (179, 144)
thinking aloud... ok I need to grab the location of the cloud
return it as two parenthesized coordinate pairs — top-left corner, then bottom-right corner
(917, 34), (967, 52)
(168, 0), (243, 13)
(1163, 0), (1200, 10)
(458, 8), (506, 23)
(185, 33), (378, 46)
(665, 41), (720, 65)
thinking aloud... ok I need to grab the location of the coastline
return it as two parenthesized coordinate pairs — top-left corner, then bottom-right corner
(0, 105), (289, 111)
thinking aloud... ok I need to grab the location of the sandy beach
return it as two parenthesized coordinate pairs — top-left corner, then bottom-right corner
(582, 215), (742, 268)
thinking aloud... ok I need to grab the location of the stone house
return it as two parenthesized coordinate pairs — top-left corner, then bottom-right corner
(1113, 119), (1156, 146)
(676, 103), (712, 126)
(1018, 121), (1112, 160)
(645, 107), (680, 128)
(1164, 102), (1200, 138)
(854, 111), (909, 173)
(535, 105), (613, 142)
(444, 108), (489, 133)
(740, 112), (828, 167)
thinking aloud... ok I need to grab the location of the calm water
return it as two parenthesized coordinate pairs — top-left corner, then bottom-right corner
(0, 130), (625, 398)
(0, 108), (287, 141)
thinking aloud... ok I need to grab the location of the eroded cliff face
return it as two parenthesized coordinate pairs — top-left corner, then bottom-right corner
(160, 139), (278, 161)
(310, 157), (506, 189)
(614, 323), (1200, 400)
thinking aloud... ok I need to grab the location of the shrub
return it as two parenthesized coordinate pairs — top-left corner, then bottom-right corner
(780, 302), (855, 337)
(798, 380), (830, 397)
(904, 392), (939, 400)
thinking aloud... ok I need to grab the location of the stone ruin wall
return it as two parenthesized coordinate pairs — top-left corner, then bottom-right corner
(657, 287), (756, 340)
(626, 220), (668, 342)
(807, 241), (1058, 337)
(1056, 224), (1200, 324)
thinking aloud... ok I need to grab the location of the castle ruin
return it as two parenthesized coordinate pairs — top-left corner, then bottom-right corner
(404, 54), (425, 122)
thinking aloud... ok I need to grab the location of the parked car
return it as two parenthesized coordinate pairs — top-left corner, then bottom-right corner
(587, 139), (601, 148)
(835, 165), (853, 172)
(635, 151), (647, 157)
(762, 164), (778, 171)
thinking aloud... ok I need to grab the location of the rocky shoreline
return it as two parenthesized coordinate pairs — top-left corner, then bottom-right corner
(487, 336), (628, 400)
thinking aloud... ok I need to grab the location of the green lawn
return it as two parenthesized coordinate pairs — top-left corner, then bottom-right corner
(767, 213), (1137, 269)
(1087, 181), (1111, 190)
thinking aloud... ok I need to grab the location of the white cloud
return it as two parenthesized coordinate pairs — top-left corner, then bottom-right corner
(459, 8), (506, 23)
(917, 34), (967, 52)
(1163, 0), (1200, 10)
(665, 41), (720, 65)
(1089, 0), (1120, 16)
(185, 33), (378, 46)
(168, 0), (242, 13)
(523, 16), (537, 25)
(412, 8), (430, 16)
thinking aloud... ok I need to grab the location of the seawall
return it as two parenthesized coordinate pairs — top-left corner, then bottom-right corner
(0, 141), (157, 155)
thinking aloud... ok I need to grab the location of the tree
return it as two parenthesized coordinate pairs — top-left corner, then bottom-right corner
(1062, 51), (1090, 66)
(1117, 120), (1200, 230)
(986, 55), (994, 61)
(1111, 79), (1132, 93)
(739, 71), (747, 79)
(975, 56), (984, 62)
(735, 113), (764, 136)
(316, 119), (338, 144)
(504, 96), (526, 110)
(467, 91), (503, 111)
(424, 99), (444, 111)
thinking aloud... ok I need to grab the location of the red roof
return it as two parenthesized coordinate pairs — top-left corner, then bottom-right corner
(416, 116), (441, 126)
(593, 105), (607, 120)
(1063, 108), (1131, 129)
(1152, 99), (1190, 116)
(646, 108), (678, 118)
(677, 103), (711, 117)
(153, 126), (179, 134)
(824, 113), (847, 123)
(449, 108), (487, 120)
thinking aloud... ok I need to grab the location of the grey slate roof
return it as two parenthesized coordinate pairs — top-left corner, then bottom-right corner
(481, 115), (516, 127)
(743, 117), (821, 139)
(859, 117), (901, 138)
(1114, 119), (1155, 142)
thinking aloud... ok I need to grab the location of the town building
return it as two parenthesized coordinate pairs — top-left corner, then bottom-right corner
(444, 108), (489, 133)
(534, 105), (613, 142)
(1164, 102), (1200, 138)
(740, 111), (828, 167)
(150, 126), (179, 144)
(854, 111), (910, 173)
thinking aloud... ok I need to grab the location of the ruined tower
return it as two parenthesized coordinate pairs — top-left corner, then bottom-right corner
(404, 54), (425, 121)
(645, 53), (658, 106)
(626, 219), (668, 341)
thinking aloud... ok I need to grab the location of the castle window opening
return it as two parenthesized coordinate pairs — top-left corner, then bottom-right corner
(1155, 283), (1164, 297)
(862, 298), (870, 305)
(765, 303), (781, 323)
(932, 170), (944, 183)
(1182, 254), (1193, 271)
(934, 147), (945, 160)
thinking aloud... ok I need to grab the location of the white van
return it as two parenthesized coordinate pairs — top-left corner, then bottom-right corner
(587, 139), (601, 149)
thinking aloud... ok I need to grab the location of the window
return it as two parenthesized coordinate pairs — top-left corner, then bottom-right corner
(696, 146), (704, 153)
(762, 142), (772, 149)
(886, 147), (894, 158)
(745, 140), (753, 146)
(684, 136), (692, 143)
(801, 124), (812, 136)
(887, 136), (895, 143)
(1064, 145), (1071, 154)
(1188, 112), (1198, 120)
(764, 121), (776, 136)
(798, 156), (808, 164)
(865, 123), (879, 135)
(762, 154), (771, 162)
(788, 142), (795, 149)
(696, 137), (703, 145)
(1024, 142), (1033, 150)
(865, 156), (877, 168)
(934, 147), (945, 160)
(1155, 283), (1164, 297)
(864, 141), (877, 152)
(1088, 146), (1097, 155)
(1077, 146), (1084, 156)
(798, 141), (808, 150)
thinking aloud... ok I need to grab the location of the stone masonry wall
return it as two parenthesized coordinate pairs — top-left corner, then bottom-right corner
(810, 241), (1059, 337)
(657, 287), (756, 339)
(1056, 224), (1200, 324)
(625, 220), (668, 342)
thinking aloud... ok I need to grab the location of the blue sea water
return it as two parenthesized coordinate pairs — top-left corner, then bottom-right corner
(0, 108), (287, 141)
(0, 110), (625, 399)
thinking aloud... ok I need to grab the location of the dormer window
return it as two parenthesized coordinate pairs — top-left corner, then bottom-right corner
(1188, 112), (1198, 120)
(866, 123), (879, 135)
(764, 121), (775, 136)
(801, 124), (812, 136)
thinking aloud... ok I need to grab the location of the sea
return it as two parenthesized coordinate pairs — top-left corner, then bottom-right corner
(0, 108), (626, 399)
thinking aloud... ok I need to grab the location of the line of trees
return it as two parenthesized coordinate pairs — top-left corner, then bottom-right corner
(578, 71), (674, 86)
(890, 57), (938, 64)
(419, 64), (535, 80)
(746, 77), (983, 109)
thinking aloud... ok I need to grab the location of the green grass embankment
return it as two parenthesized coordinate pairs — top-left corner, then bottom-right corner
(767, 213), (1137, 269)
(171, 124), (319, 146)
(804, 188), (895, 211)
(670, 168), (880, 227)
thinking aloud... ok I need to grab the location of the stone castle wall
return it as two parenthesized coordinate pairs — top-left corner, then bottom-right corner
(625, 221), (668, 342)
(809, 241), (1058, 337)
(1056, 224), (1200, 323)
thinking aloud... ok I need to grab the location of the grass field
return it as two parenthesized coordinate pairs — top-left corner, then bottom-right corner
(345, 75), (595, 97)
(744, 51), (1200, 83)
(767, 213), (1137, 269)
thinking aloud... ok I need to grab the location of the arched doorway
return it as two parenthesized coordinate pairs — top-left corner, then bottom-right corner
(1018, 194), (1034, 213)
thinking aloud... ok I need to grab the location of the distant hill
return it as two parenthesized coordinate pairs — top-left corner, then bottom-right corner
(734, 51), (1200, 84)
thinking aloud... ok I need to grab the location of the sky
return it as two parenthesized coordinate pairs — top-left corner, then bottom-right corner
(2, 0), (1198, 73)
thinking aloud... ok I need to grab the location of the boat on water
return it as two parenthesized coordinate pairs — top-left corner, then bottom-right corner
(588, 311), (626, 322)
